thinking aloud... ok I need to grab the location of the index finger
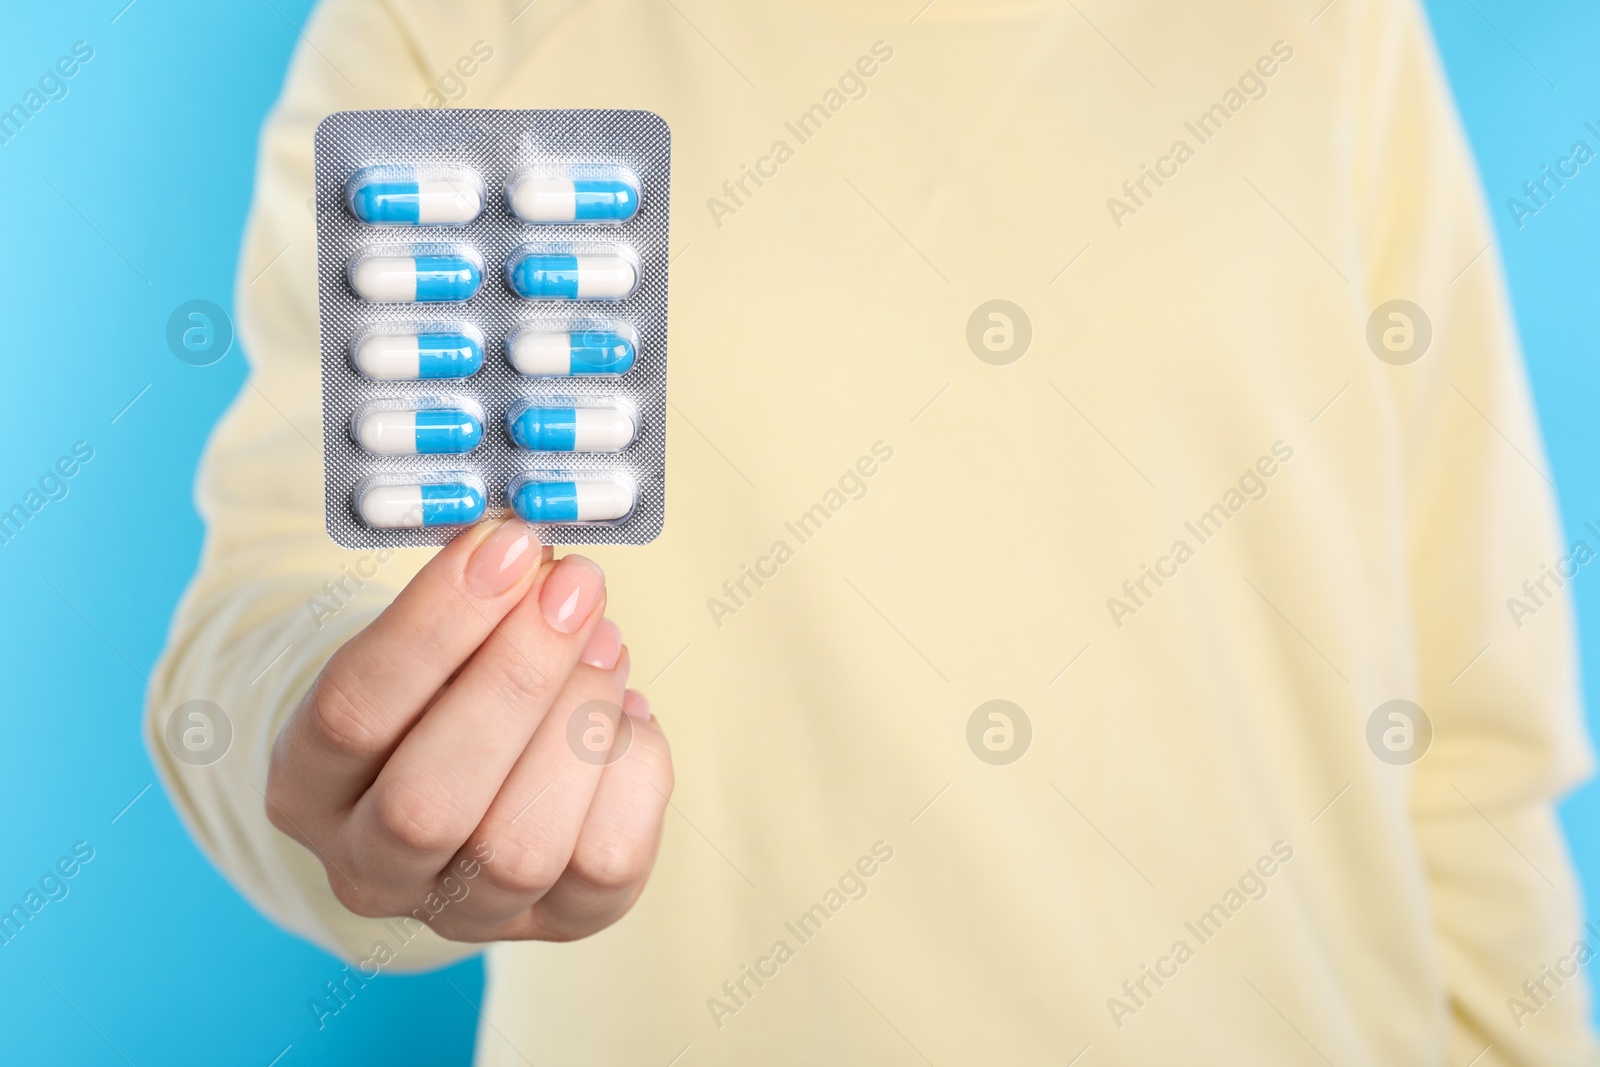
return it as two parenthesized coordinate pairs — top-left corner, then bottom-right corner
(270, 519), (547, 819)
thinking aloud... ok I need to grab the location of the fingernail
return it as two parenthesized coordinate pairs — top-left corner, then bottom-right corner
(465, 521), (540, 598)
(541, 555), (605, 633)
(621, 689), (650, 720)
(578, 619), (622, 670)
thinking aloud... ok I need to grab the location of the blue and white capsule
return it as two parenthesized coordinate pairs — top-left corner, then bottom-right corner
(508, 172), (640, 224)
(506, 248), (637, 301)
(356, 405), (483, 455)
(354, 330), (484, 379)
(509, 477), (636, 524)
(351, 253), (483, 302)
(507, 404), (635, 452)
(348, 170), (483, 225)
(507, 329), (636, 376)
(358, 481), (486, 528)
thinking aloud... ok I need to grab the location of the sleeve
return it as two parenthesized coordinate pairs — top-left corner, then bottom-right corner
(1348, 2), (1600, 1062)
(142, 0), (533, 970)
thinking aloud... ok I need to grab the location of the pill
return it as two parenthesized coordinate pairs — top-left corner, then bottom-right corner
(357, 407), (483, 454)
(351, 255), (482, 302)
(507, 330), (636, 376)
(359, 482), (486, 528)
(350, 176), (483, 225)
(355, 331), (484, 379)
(506, 252), (636, 300)
(509, 177), (639, 223)
(510, 478), (635, 523)
(508, 406), (635, 452)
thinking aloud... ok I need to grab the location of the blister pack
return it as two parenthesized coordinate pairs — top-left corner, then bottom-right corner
(312, 109), (671, 548)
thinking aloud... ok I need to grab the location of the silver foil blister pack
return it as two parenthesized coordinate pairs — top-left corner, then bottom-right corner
(313, 109), (670, 548)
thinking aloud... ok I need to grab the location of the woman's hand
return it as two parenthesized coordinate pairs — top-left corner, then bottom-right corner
(265, 519), (672, 942)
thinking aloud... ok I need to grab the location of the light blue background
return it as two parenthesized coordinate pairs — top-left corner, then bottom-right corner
(0, 1), (1593, 1062)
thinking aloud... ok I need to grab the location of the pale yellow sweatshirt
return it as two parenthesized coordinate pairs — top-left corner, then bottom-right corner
(146, 1), (1600, 1063)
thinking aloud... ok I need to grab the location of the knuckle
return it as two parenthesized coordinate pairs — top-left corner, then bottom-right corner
(306, 672), (389, 760)
(570, 829), (652, 892)
(369, 782), (473, 856)
(476, 831), (568, 897)
(483, 650), (558, 711)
